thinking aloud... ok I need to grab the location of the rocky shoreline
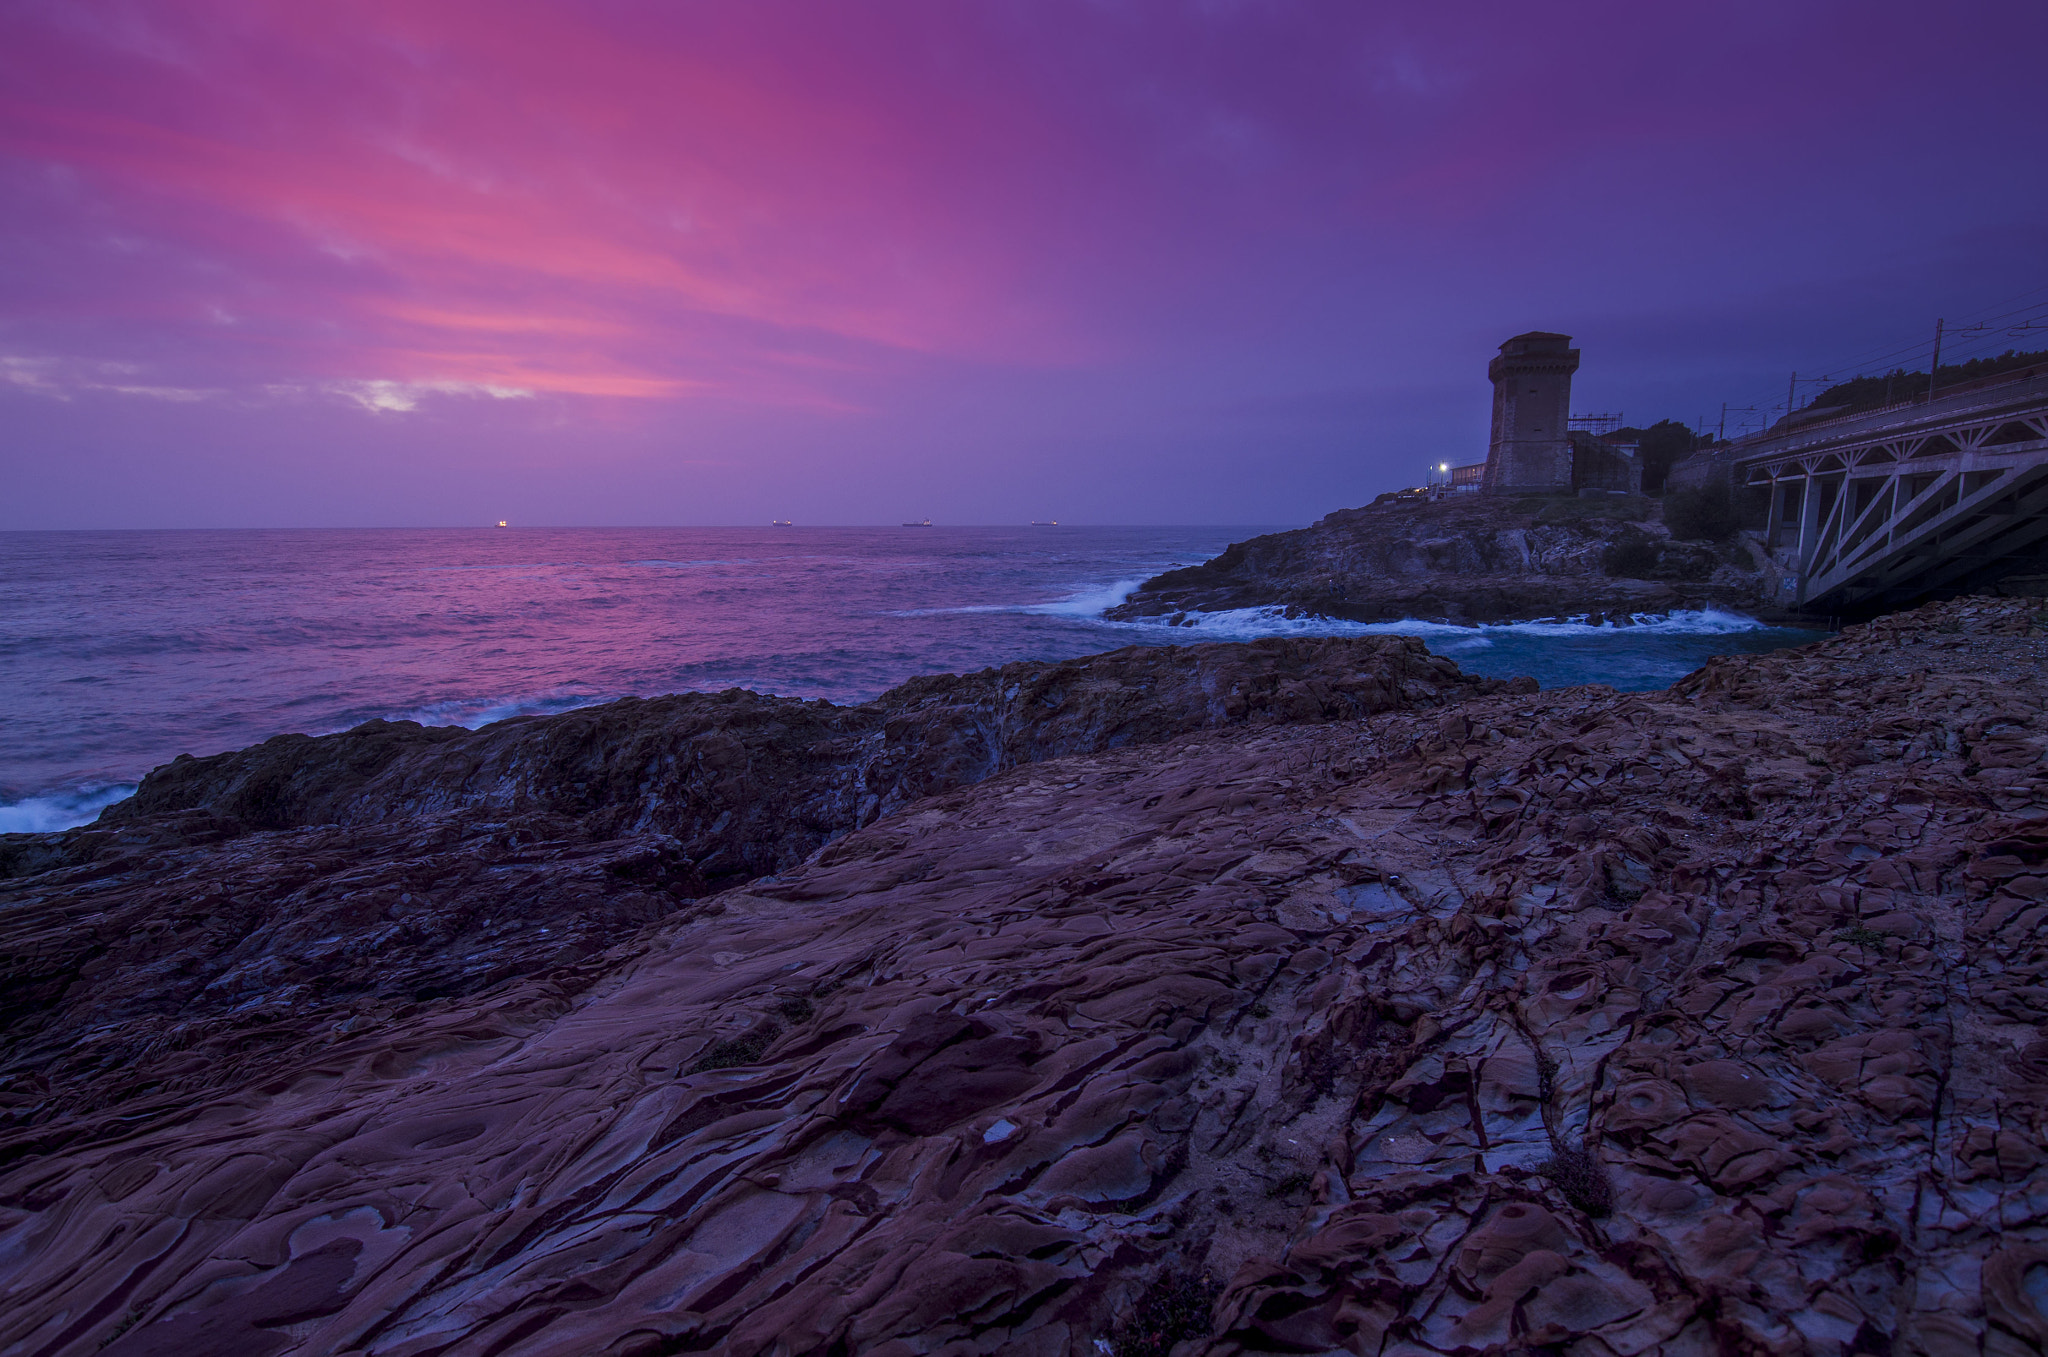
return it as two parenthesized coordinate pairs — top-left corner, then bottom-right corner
(4, 600), (2048, 1353)
(1106, 491), (1788, 628)
(0, 635), (1505, 1132)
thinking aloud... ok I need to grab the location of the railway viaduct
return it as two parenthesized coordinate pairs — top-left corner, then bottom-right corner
(1670, 368), (2048, 614)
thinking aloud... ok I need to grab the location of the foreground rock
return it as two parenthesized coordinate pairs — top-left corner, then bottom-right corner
(0, 637), (1503, 1136)
(1106, 491), (1776, 626)
(3, 601), (2047, 1354)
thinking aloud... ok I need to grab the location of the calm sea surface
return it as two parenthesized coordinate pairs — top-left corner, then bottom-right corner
(0, 527), (1824, 829)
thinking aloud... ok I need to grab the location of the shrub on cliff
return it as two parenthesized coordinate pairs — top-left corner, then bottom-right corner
(1663, 484), (1740, 541)
(1602, 534), (1663, 578)
(1809, 347), (2047, 415)
(1603, 420), (1698, 493)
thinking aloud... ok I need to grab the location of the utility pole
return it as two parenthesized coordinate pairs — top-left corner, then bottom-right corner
(1784, 373), (1834, 425)
(1720, 404), (1759, 442)
(1927, 318), (1944, 402)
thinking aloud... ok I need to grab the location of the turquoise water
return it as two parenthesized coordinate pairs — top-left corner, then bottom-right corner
(0, 526), (1823, 828)
(1147, 603), (1824, 694)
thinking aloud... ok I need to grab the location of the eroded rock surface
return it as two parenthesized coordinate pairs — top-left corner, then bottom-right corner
(1105, 492), (1775, 626)
(3, 601), (2047, 1355)
(0, 637), (1499, 1138)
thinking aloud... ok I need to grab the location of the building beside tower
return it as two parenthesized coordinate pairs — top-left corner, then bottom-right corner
(1472, 331), (1640, 496)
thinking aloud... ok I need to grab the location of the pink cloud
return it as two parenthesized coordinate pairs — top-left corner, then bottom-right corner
(0, 0), (1108, 408)
(2, 0), (2043, 526)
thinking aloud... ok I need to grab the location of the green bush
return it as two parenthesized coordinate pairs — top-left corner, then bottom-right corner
(1602, 420), (1698, 492)
(1663, 484), (1741, 541)
(1602, 534), (1662, 577)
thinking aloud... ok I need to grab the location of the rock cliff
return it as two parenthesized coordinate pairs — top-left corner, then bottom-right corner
(1105, 492), (1775, 626)
(3, 602), (2047, 1355)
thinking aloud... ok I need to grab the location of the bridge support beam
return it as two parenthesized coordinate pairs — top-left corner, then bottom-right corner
(1794, 474), (1824, 604)
(1728, 373), (2048, 613)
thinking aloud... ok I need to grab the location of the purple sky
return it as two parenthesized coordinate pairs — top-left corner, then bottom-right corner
(3, 0), (2045, 528)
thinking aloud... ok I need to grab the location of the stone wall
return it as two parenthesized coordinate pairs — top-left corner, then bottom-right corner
(1569, 431), (1643, 494)
(1663, 446), (1737, 492)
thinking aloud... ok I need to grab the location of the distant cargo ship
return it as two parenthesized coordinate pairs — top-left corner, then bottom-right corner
(770, 519), (793, 526)
(1030, 520), (1058, 526)
(901, 518), (933, 527)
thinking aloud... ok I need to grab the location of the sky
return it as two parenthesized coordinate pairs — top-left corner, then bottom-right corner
(3, 0), (2045, 529)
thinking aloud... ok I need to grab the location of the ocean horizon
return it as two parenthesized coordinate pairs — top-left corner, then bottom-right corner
(0, 525), (1823, 831)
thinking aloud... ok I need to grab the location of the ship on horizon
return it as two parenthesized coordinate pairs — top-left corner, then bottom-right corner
(901, 518), (933, 527)
(770, 519), (793, 527)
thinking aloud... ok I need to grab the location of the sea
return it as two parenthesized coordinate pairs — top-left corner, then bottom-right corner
(0, 526), (1825, 832)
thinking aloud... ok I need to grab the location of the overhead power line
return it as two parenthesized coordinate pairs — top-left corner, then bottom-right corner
(1792, 283), (2048, 385)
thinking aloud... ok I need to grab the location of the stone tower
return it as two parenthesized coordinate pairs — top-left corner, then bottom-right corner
(1483, 331), (1580, 494)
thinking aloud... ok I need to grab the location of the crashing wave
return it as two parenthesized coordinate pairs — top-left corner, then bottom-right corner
(1101, 604), (1770, 641)
(375, 691), (613, 731)
(0, 783), (137, 834)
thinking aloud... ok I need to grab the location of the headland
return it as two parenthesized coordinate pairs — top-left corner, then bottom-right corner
(1109, 329), (1777, 632)
(1107, 489), (1784, 628)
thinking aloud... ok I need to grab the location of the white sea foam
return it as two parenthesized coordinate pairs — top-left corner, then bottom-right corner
(377, 692), (611, 731)
(890, 577), (1150, 618)
(1105, 605), (1771, 642)
(0, 784), (136, 834)
(1484, 608), (1769, 637)
(1022, 577), (1150, 617)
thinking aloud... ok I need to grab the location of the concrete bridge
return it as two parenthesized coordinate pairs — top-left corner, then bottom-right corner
(1680, 369), (2048, 613)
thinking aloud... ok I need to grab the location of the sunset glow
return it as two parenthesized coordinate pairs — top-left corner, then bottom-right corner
(3, 0), (2044, 526)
